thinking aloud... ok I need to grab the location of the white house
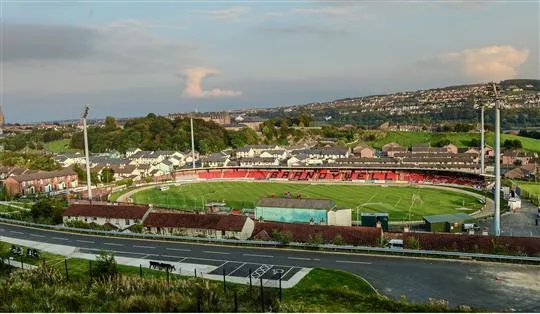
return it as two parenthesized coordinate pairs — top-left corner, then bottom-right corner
(62, 204), (151, 230)
(239, 157), (279, 167)
(143, 211), (255, 240)
(125, 148), (142, 158)
(260, 150), (288, 160)
(204, 152), (230, 168)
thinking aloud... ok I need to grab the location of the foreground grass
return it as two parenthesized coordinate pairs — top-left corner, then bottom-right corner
(131, 181), (483, 221)
(0, 257), (472, 312)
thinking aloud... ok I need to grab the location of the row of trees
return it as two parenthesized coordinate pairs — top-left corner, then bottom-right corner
(0, 128), (68, 151)
(70, 115), (260, 154)
(0, 152), (60, 171)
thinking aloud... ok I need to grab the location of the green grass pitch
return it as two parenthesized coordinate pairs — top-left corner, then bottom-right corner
(130, 181), (484, 221)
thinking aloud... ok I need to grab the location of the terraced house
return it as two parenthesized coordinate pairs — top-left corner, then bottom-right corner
(3, 168), (78, 196)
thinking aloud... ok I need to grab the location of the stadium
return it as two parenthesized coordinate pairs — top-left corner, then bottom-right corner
(124, 167), (488, 225)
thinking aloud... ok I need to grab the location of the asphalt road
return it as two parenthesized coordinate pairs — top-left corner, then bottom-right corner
(1, 222), (539, 312)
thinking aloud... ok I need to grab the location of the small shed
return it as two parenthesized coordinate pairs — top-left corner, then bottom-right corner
(361, 213), (389, 231)
(423, 213), (473, 233)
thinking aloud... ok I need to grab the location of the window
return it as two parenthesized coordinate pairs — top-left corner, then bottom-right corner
(125, 219), (130, 225)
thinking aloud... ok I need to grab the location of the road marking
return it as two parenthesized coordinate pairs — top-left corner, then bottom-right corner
(10, 231), (24, 234)
(84, 248), (146, 255)
(52, 237), (68, 241)
(103, 242), (123, 247)
(133, 245), (155, 249)
(336, 260), (372, 265)
(77, 240), (94, 244)
(217, 261), (229, 268)
(281, 267), (294, 279)
(313, 258), (320, 261)
(243, 253), (273, 258)
(228, 263), (246, 276)
(29, 233), (45, 238)
(166, 248), (191, 252)
(287, 257), (310, 261)
(203, 250), (230, 255)
(160, 254), (183, 258)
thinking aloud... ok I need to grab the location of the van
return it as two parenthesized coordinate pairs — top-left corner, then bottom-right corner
(386, 239), (404, 249)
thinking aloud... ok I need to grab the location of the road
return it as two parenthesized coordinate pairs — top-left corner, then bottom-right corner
(1, 222), (539, 312)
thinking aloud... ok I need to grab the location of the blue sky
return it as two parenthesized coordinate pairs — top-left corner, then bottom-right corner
(1, 0), (538, 122)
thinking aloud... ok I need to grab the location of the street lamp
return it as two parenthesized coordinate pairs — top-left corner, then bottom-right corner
(490, 82), (503, 236)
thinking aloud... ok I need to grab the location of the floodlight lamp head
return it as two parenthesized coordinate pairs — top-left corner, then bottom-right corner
(82, 106), (90, 119)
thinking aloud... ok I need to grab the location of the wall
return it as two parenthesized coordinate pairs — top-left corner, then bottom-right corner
(255, 206), (328, 224)
(327, 209), (352, 226)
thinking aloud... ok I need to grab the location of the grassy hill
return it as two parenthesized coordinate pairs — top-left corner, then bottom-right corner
(361, 131), (540, 153)
(43, 139), (81, 153)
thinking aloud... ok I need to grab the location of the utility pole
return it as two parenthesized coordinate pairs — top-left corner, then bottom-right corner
(491, 82), (502, 236)
(82, 106), (92, 201)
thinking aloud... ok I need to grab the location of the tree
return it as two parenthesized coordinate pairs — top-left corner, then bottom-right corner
(271, 229), (293, 244)
(503, 139), (523, 150)
(433, 138), (451, 147)
(30, 198), (66, 224)
(101, 168), (115, 183)
(104, 116), (118, 132)
(308, 233), (324, 246)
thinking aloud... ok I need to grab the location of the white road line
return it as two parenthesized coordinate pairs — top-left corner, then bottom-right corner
(166, 248), (191, 252)
(52, 237), (68, 241)
(313, 258), (320, 261)
(10, 231), (24, 234)
(160, 254), (183, 258)
(287, 257), (310, 261)
(227, 263), (246, 276)
(179, 257), (187, 262)
(243, 253), (273, 258)
(83, 248), (146, 255)
(336, 260), (372, 265)
(76, 240), (94, 244)
(103, 242), (123, 247)
(217, 261), (229, 268)
(133, 245), (155, 249)
(203, 250), (230, 255)
(281, 267), (294, 279)
(29, 233), (45, 238)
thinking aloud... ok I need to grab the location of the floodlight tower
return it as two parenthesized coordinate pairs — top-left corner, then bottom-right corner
(190, 113), (196, 169)
(491, 82), (502, 236)
(82, 106), (92, 201)
(480, 103), (485, 175)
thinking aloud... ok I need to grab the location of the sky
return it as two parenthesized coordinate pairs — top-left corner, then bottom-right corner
(1, 0), (539, 123)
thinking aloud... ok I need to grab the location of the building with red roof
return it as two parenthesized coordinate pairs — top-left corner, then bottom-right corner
(62, 203), (150, 230)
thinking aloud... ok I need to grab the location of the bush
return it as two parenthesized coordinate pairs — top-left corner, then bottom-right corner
(407, 237), (421, 250)
(333, 234), (344, 246)
(30, 198), (67, 224)
(271, 229), (293, 244)
(91, 251), (118, 280)
(308, 233), (324, 246)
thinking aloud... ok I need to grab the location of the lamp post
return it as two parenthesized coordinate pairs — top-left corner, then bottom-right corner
(82, 106), (92, 201)
(191, 114), (196, 169)
(480, 104), (485, 175)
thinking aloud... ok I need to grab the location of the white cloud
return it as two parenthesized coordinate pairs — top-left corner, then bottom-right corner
(418, 45), (530, 81)
(201, 6), (250, 21)
(291, 6), (350, 17)
(182, 67), (242, 98)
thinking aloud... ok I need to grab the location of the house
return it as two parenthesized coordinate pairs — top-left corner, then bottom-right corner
(444, 144), (458, 154)
(423, 213), (473, 233)
(143, 211), (255, 240)
(204, 152), (230, 168)
(239, 157), (279, 167)
(0, 166), (32, 180)
(236, 146), (255, 158)
(259, 150), (288, 160)
(54, 153), (86, 167)
(128, 151), (165, 166)
(300, 147), (349, 160)
(502, 151), (537, 166)
(385, 146), (408, 157)
(352, 145), (376, 158)
(156, 160), (175, 174)
(4, 168), (78, 196)
(287, 154), (309, 167)
(125, 148), (142, 158)
(62, 204), (150, 230)
(381, 142), (403, 152)
(183, 150), (200, 164)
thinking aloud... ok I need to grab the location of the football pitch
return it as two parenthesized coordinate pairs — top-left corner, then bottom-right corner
(131, 181), (484, 221)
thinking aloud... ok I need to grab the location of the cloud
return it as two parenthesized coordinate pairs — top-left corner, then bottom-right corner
(2, 24), (98, 62)
(258, 25), (347, 37)
(291, 6), (350, 17)
(182, 67), (242, 98)
(2, 21), (197, 94)
(418, 45), (530, 81)
(201, 6), (250, 21)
